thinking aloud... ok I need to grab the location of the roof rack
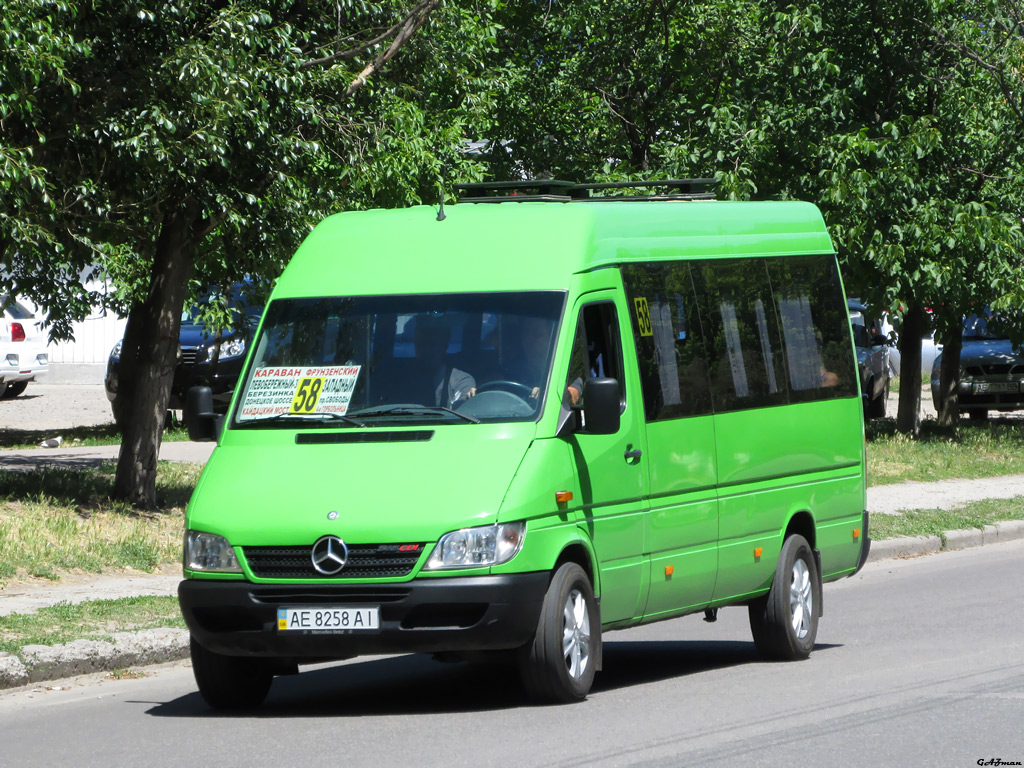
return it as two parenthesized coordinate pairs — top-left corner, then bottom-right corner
(455, 178), (716, 203)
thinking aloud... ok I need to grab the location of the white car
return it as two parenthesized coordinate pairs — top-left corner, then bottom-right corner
(0, 298), (48, 398)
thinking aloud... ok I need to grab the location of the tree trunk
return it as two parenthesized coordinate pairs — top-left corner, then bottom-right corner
(895, 303), (929, 436)
(113, 206), (198, 507)
(935, 325), (963, 427)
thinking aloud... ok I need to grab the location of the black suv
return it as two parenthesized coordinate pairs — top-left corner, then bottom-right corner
(105, 288), (262, 424)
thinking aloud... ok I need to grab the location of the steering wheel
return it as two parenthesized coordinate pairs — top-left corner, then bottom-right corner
(476, 380), (535, 401)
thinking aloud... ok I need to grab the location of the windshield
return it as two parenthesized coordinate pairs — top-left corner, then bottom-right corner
(963, 311), (1007, 341)
(234, 292), (565, 426)
(182, 286), (262, 329)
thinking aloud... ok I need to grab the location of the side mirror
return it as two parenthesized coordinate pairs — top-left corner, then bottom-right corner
(185, 386), (219, 442)
(581, 378), (620, 435)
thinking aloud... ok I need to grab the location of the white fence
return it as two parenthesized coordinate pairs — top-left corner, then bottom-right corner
(18, 282), (126, 366)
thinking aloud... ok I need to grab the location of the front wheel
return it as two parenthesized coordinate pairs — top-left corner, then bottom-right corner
(518, 563), (599, 703)
(748, 534), (820, 661)
(190, 637), (274, 710)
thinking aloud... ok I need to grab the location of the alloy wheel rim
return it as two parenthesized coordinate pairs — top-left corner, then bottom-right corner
(789, 558), (813, 639)
(562, 588), (591, 679)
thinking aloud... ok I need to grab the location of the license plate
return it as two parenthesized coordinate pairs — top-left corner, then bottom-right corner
(973, 381), (1019, 394)
(277, 606), (380, 632)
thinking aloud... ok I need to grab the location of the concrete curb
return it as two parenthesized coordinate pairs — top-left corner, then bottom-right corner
(2, 521), (1024, 691)
(0, 629), (189, 689)
(866, 519), (1024, 563)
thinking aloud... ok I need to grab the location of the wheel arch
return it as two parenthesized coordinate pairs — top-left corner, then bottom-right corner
(784, 509), (816, 550)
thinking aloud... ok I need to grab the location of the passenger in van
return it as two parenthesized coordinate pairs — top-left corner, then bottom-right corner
(413, 316), (477, 408)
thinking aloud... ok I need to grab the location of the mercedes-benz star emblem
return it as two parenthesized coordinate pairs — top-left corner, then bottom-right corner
(311, 536), (349, 576)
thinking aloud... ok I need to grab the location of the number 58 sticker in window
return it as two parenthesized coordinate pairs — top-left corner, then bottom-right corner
(291, 377), (324, 413)
(634, 297), (653, 337)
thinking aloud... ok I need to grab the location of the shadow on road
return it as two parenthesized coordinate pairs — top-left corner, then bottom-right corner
(143, 638), (841, 718)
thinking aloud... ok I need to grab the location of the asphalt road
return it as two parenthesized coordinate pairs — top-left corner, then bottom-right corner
(1, 540), (1021, 768)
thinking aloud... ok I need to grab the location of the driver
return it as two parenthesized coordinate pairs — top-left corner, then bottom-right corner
(505, 316), (581, 405)
(413, 316), (476, 408)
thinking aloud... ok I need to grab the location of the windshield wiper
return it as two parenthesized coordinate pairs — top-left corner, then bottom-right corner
(245, 412), (366, 428)
(350, 405), (481, 424)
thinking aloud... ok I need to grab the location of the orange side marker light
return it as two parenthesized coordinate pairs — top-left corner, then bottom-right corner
(754, 547), (763, 561)
(555, 491), (573, 503)
(665, 565), (674, 577)
(853, 528), (861, 539)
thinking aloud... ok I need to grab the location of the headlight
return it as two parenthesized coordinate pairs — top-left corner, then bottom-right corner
(202, 337), (246, 362)
(184, 530), (242, 573)
(424, 521), (526, 570)
(110, 339), (122, 361)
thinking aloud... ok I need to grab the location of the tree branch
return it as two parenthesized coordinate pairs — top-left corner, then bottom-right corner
(300, 0), (439, 73)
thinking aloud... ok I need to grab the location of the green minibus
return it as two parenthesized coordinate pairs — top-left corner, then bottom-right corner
(180, 181), (870, 708)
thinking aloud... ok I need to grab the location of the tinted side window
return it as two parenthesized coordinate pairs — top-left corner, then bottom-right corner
(768, 257), (858, 401)
(621, 263), (712, 420)
(696, 260), (789, 413)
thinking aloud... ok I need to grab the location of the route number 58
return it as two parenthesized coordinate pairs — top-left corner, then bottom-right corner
(291, 377), (324, 413)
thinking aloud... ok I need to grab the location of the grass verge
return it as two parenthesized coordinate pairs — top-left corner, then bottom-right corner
(870, 496), (1024, 541)
(0, 461), (197, 584)
(0, 423), (189, 450)
(866, 418), (1024, 484)
(0, 596), (185, 657)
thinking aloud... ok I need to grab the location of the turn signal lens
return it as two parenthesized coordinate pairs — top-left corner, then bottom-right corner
(555, 491), (573, 503)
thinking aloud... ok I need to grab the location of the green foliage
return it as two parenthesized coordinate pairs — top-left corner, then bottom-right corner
(0, 0), (496, 336)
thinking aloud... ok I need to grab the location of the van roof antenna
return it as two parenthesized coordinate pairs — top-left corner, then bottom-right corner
(436, 182), (446, 222)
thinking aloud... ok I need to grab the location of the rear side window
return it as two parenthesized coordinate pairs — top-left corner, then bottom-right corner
(621, 263), (713, 420)
(696, 260), (789, 413)
(768, 257), (857, 402)
(622, 254), (855, 420)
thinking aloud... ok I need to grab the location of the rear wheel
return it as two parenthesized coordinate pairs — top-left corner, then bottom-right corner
(518, 563), (598, 703)
(869, 379), (888, 418)
(190, 637), (274, 710)
(748, 534), (819, 661)
(2, 381), (27, 399)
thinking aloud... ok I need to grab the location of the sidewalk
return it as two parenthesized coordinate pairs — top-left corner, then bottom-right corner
(0, 441), (214, 472)
(3, 446), (1024, 689)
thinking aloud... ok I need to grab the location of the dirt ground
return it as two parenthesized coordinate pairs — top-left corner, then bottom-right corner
(0, 383), (115, 432)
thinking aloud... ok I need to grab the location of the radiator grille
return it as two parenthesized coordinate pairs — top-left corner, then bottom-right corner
(243, 543), (425, 579)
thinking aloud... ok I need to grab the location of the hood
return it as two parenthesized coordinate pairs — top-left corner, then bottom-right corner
(959, 339), (1024, 370)
(186, 423), (536, 547)
(178, 323), (247, 348)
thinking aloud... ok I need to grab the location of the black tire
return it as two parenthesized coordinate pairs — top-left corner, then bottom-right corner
(190, 637), (274, 710)
(2, 381), (27, 399)
(518, 563), (598, 703)
(869, 379), (888, 419)
(748, 534), (820, 661)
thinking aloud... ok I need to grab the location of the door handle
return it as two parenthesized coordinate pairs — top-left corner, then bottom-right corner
(624, 444), (642, 464)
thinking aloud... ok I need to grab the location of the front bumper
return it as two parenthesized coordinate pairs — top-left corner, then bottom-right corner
(179, 572), (549, 660)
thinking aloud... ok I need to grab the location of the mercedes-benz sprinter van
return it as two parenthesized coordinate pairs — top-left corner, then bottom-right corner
(180, 181), (870, 708)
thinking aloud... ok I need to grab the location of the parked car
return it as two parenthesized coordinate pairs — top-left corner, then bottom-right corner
(848, 299), (891, 418)
(0, 297), (49, 398)
(931, 311), (1024, 420)
(105, 287), (262, 423)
